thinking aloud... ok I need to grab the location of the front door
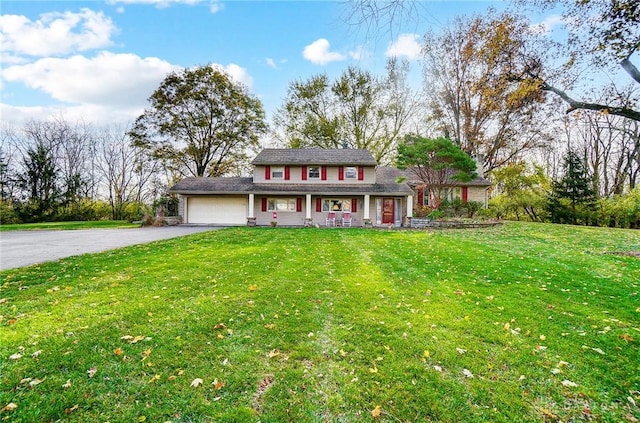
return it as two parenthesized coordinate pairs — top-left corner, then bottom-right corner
(382, 198), (395, 224)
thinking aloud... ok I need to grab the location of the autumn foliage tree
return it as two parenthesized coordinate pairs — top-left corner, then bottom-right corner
(396, 135), (477, 210)
(130, 65), (267, 178)
(423, 12), (550, 172)
(273, 60), (422, 165)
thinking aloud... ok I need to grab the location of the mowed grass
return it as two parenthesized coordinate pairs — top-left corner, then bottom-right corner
(0, 222), (638, 422)
(0, 220), (140, 232)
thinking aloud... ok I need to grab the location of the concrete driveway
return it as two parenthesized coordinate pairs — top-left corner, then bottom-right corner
(0, 226), (218, 271)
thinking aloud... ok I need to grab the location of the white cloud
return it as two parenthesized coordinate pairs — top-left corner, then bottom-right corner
(2, 52), (178, 107)
(1, 55), (255, 125)
(265, 58), (277, 69)
(209, 0), (224, 13)
(529, 15), (565, 35)
(0, 9), (117, 57)
(214, 63), (253, 88)
(349, 45), (372, 61)
(303, 38), (346, 65)
(385, 33), (422, 60)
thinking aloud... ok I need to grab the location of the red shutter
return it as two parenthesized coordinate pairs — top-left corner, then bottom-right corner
(338, 166), (344, 180)
(357, 166), (364, 180)
(265, 166), (271, 180)
(261, 197), (267, 212)
(284, 166), (290, 180)
(462, 187), (468, 203)
(321, 166), (327, 180)
(316, 198), (322, 212)
(301, 166), (307, 180)
(296, 198), (302, 212)
(417, 187), (424, 205)
(352, 198), (357, 213)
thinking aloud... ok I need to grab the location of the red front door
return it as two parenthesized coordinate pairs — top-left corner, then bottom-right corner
(382, 198), (395, 224)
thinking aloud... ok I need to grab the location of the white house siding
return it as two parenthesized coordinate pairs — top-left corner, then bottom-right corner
(467, 187), (488, 207)
(253, 165), (376, 184)
(186, 196), (247, 225)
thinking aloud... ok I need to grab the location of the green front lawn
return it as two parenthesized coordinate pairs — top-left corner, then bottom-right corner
(1, 223), (638, 422)
(0, 220), (140, 232)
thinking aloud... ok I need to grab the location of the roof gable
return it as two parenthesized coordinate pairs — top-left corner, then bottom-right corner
(251, 148), (378, 166)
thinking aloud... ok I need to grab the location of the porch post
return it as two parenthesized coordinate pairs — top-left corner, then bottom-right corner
(247, 193), (256, 226)
(363, 195), (370, 220)
(304, 193), (313, 226)
(406, 195), (413, 218)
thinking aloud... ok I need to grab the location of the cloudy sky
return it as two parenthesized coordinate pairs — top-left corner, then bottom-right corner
(2, 0), (526, 130)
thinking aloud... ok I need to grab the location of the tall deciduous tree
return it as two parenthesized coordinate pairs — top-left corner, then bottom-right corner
(130, 65), (267, 178)
(396, 135), (477, 210)
(511, 0), (640, 121)
(423, 12), (550, 173)
(273, 60), (422, 165)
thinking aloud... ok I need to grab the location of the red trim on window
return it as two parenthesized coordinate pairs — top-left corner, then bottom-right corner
(352, 198), (357, 213)
(284, 166), (290, 180)
(316, 198), (322, 212)
(265, 166), (271, 180)
(301, 166), (307, 180)
(296, 198), (302, 212)
(357, 166), (364, 180)
(261, 197), (267, 212)
(417, 187), (424, 205)
(338, 166), (344, 180)
(462, 186), (468, 203)
(321, 166), (327, 180)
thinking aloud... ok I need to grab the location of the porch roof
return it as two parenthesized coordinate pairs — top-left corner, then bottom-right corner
(169, 177), (413, 196)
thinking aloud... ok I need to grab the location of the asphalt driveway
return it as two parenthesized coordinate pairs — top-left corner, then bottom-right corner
(0, 226), (218, 270)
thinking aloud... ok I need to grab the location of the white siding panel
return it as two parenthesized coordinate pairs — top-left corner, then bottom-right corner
(188, 196), (247, 225)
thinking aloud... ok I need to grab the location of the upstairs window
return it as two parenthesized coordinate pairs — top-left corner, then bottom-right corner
(271, 166), (284, 179)
(345, 167), (357, 179)
(308, 166), (320, 179)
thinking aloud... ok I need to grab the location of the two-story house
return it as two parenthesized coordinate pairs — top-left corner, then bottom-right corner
(169, 148), (490, 227)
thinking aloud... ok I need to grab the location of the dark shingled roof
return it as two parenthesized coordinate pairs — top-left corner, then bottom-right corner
(251, 148), (378, 166)
(398, 167), (492, 187)
(169, 168), (414, 196)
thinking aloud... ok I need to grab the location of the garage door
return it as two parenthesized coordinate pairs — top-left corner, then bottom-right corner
(187, 196), (247, 225)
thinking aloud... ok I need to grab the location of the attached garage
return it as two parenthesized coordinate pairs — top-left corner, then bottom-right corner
(186, 196), (247, 225)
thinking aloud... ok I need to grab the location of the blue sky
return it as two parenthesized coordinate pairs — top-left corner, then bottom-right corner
(1, 0), (544, 131)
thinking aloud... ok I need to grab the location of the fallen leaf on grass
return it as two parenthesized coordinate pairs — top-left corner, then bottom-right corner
(561, 380), (578, 387)
(591, 347), (605, 355)
(191, 378), (203, 388)
(114, 348), (124, 356)
(213, 379), (224, 390)
(620, 334), (634, 342)
(148, 374), (161, 384)
(248, 285), (258, 291)
(28, 378), (44, 387)
(62, 380), (72, 389)
(433, 365), (443, 372)
(456, 348), (466, 355)
(31, 350), (42, 359)
(87, 367), (97, 378)
(64, 404), (79, 414)
(1, 403), (17, 412)
(371, 405), (382, 418)
(213, 323), (226, 330)
(9, 353), (22, 360)
(462, 369), (474, 378)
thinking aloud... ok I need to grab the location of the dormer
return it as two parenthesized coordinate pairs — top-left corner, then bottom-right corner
(251, 149), (378, 184)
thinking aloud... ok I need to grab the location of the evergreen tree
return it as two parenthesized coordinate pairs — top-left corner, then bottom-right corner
(547, 150), (596, 225)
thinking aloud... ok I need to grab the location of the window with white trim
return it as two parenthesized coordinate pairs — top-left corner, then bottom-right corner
(322, 198), (351, 212)
(308, 166), (320, 179)
(271, 166), (284, 179)
(268, 198), (296, 212)
(345, 166), (357, 179)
